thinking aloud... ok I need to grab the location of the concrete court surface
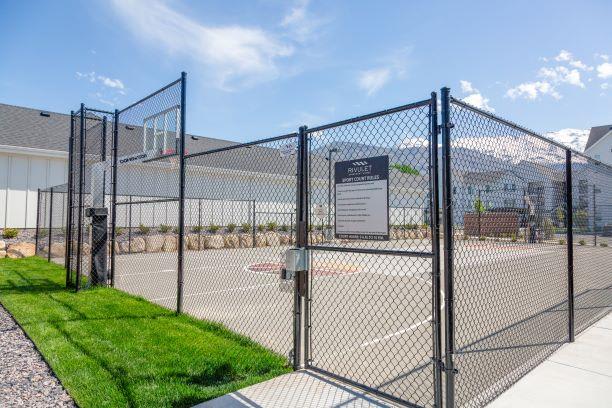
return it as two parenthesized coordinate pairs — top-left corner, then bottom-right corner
(489, 311), (612, 408)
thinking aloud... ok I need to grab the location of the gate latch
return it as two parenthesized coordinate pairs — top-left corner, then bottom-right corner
(281, 248), (308, 280)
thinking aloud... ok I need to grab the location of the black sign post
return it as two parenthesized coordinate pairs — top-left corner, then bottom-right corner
(334, 155), (390, 241)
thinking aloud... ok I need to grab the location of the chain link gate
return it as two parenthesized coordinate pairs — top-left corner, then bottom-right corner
(300, 96), (442, 407)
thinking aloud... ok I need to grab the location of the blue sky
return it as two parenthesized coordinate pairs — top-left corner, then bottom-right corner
(1, 0), (611, 149)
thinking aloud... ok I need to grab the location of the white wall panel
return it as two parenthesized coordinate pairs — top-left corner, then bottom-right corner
(0, 155), (8, 229)
(6, 156), (28, 228)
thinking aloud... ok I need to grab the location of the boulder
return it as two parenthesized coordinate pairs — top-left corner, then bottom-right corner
(145, 235), (165, 252)
(0, 240), (5, 250)
(279, 234), (291, 245)
(0, 250), (5, 258)
(6, 242), (36, 258)
(186, 234), (200, 250)
(254, 234), (267, 247)
(204, 234), (224, 249)
(119, 238), (145, 253)
(265, 232), (280, 247)
(46, 242), (65, 258)
(239, 234), (253, 248)
(163, 236), (177, 252)
(223, 234), (240, 248)
(81, 243), (91, 255)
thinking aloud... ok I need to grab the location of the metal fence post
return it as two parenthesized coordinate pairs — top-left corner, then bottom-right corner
(430, 92), (443, 408)
(176, 71), (187, 314)
(66, 111), (75, 286)
(566, 149), (575, 342)
(252, 200), (256, 248)
(441, 87), (456, 407)
(76, 104), (86, 291)
(48, 187), (54, 262)
(128, 195), (133, 253)
(110, 109), (119, 287)
(35, 188), (41, 256)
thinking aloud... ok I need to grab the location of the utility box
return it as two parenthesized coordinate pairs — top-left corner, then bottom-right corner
(85, 207), (108, 285)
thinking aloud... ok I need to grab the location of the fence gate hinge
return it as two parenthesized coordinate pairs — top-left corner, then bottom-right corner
(433, 358), (459, 374)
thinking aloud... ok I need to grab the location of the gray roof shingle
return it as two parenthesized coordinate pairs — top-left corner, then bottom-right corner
(585, 124), (612, 150)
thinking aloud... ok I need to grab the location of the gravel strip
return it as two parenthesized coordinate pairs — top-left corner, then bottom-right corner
(0, 303), (75, 407)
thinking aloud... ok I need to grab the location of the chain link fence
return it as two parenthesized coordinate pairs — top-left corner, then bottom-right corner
(44, 78), (612, 407)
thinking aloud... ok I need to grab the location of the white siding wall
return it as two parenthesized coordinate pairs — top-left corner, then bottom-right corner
(0, 151), (67, 229)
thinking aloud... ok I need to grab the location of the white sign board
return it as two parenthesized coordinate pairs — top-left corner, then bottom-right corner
(334, 155), (389, 241)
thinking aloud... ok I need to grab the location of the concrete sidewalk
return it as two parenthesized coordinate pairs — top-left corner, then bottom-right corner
(196, 312), (612, 408)
(490, 311), (612, 408)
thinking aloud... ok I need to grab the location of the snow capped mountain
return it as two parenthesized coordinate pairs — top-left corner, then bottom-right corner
(544, 128), (590, 152)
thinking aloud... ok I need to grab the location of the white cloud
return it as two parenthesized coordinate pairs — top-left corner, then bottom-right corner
(110, 0), (293, 90)
(602, 83), (609, 90)
(538, 66), (584, 88)
(460, 80), (476, 94)
(597, 62), (612, 79)
(97, 75), (125, 90)
(76, 71), (96, 83)
(280, 0), (326, 43)
(358, 68), (391, 96)
(554, 49), (592, 71)
(506, 81), (561, 100)
(544, 128), (590, 151)
(459, 80), (495, 111)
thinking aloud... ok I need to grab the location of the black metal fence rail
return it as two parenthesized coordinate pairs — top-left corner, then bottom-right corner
(45, 77), (612, 408)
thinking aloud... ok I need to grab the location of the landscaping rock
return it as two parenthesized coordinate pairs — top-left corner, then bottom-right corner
(131, 237), (145, 253)
(0, 250), (5, 258)
(204, 235), (224, 249)
(186, 234), (200, 250)
(254, 233), (267, 247)
(279, 234), (291, 245)
(145, 235), (165, 252)
(239, 234), (253, 248)
(0, 240), (5, 250)
(0, 305), (75, 407)
(163, 236), (177, 252)
(223, 234), (240, 248)
(6, 242), (35, 258)
(43, 243), (65, 258)
(265, 232), (280, 247)
(81, 243), (91, 255)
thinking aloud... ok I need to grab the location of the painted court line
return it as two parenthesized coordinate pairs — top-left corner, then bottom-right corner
(149, 282), (279, 302)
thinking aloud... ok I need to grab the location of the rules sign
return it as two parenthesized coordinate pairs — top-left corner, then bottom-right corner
(334, 155), (389, 240)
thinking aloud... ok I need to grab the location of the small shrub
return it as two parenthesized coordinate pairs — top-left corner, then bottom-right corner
(115, 227), (124, 236)
(280, 224), (289, 232)
(462, 234), (469, 241)
(191, 225), (203, 233)
(227, 223), (236, 233)
(511, 234), (517, 243)
(208, 224), (220, 234)
(241, 223), (252, 233)
(403, 223), (418, 230)
(159, 224), (171, 233)
(173, 226), (180, 234)
(478, 236), (486, 241)
(558, 239), (566, 245)
(579, 239), (586, 246)
(38, 229), (48, 239)
(2, 228), (18, 239)
(138, 224), (151, 235)
(600, 242), (609, 248)
(266, 222), (277, 232)
(257, 224), (265, 232)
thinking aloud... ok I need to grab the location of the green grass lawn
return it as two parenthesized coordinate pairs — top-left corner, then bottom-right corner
(0, 257), (290, 407)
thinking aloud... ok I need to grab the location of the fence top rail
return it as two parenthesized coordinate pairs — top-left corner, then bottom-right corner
(85, 107), (115, 116)
(184, 132), (298, 160)
(306, 98), (432, 134)
(118, 77), (182, 114)
(449, 96), (612, 170)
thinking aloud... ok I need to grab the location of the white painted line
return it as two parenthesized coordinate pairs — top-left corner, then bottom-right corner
(115, 269), (175, 277)
(149, 282), (279, 302)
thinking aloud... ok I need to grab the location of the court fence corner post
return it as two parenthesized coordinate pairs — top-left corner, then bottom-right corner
(35, 188), (41, 257)
(66, 111), (75, 287)
(48, 186), (54, 262)
(441, 86), (456, 408)
(76, 103), (86, 292)
(110, 109), (119, 287)
(565, 149), (575, 342)
(176, 71), (187, 314)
